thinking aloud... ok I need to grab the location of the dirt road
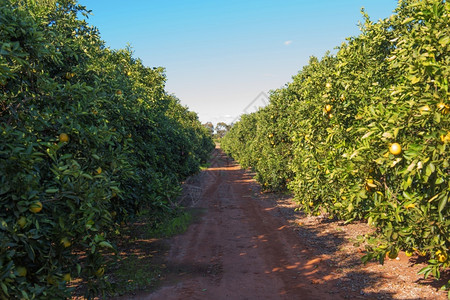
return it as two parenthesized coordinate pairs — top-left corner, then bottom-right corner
(119, 146), (446, 300)
(140, 147), (340, 300)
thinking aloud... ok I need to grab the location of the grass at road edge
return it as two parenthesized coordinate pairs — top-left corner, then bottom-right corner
(103, 209), (199, 297)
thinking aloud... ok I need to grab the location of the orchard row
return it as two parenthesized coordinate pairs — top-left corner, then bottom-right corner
(0, 0), (214, 298)
(222, 0), (449, 291)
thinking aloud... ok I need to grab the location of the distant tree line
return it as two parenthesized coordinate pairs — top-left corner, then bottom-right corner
(203, 122), (231, 138)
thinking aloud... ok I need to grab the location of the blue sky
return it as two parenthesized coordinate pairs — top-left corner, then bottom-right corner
(78, 0), (399, 125)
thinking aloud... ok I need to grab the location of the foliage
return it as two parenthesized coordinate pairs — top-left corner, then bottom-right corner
(0, 0), (214, 298)
(222, 0), (449, 292)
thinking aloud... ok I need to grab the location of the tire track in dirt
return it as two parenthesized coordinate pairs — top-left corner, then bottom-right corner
(138, 146), (343, 299)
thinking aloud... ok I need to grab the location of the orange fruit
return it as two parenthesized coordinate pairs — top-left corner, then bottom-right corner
(436, 250), (448, 263)
(16, 266), (27, 277)
(59, 133), (69, 143)
(60, 237), (71, 248)
(95, 167), (102, 175)
(116, 90), (122, 95)
(17, 216), (27, 228)
(389, 143), (402, 155)
(324, 104), (332, 113)
(63, 273), (71, 282)
(29, 201), (43, 213)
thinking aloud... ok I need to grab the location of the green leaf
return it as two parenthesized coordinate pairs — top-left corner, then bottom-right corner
(24, 243), (35, 262)
(439, 36), (449, 47)
(1, 282), (9, 297)
(438, 196), (447, 213)
(99, 241), (114, 248)
(402, 17), (415, 24)
(426, 163), (435, 176)
(81, 173), (93, 180)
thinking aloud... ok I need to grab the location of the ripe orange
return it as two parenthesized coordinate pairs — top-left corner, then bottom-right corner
(389, 143), (402, 155)
(324, 104), (332, 113)
(29, 201), (43, 213)
(95, 167), (102, 175)
(436, 250), (448, 263)
(59, 133), (69, 143)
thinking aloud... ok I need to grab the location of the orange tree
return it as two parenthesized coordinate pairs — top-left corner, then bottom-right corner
(0, 0), (213, 298)
(221, 112), (259, 169)
(354, 0), (449, 283)
(248, 88), (297, 192)
(222, 0), (449, 292)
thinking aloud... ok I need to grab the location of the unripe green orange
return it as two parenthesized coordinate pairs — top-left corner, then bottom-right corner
(63, 273), (71, 282)
(60, 237), (71, 248)
(16, 266), (27, 277)
(17, 216), (27, 228)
